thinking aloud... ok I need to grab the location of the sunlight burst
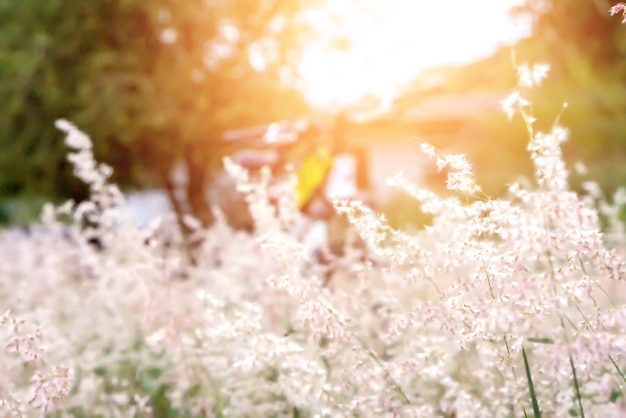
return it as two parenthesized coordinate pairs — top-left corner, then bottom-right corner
(299, 0), (530, 110)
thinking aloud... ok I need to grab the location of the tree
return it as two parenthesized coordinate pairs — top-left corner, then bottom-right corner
(0, 0), (321, 228)
(513, 0), (626, 75)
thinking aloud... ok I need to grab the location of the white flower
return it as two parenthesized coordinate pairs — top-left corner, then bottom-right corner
(55, 119), (93, 150)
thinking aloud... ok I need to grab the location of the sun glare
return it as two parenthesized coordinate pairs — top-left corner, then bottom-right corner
(299, 0), (530, 110)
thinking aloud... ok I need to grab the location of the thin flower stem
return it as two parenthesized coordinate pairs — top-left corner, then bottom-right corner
(609, 356), (626, 384)
(355, 336), (411, 405)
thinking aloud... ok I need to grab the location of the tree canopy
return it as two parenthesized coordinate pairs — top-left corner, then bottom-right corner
(0, 0), (321, 224)
(514, 0), (625, 73)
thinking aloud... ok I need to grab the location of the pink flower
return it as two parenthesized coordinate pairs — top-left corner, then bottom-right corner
(610, 3), (626, 23)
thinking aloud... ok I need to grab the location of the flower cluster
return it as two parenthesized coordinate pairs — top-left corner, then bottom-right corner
(0, 311), (74, 416)
(611, 3), (626, 23)
(0, 63), (625, 417)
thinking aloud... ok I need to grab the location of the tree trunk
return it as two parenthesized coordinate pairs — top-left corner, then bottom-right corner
(183, 142), (215, 228)
(159, 168), (197, 266)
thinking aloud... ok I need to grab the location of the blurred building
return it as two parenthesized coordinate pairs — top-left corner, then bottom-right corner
(343, 89), (506, 200)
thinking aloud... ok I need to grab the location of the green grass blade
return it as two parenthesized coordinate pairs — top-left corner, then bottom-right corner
(527, 337), (554, 345)
(609, 355), (626, 383)
(569, 353), (585, 418)
(561, 311), (582, 336)
(522, 347), (542, 418)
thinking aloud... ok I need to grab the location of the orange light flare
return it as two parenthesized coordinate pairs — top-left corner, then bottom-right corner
(298, 0), (530, 112)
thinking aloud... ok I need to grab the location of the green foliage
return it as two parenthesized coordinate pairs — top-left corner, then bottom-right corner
(0, 195), (52, 226)
(0, 0), (93, 202)
(515, 0), (626, 73)
(0, 0), (318, 224)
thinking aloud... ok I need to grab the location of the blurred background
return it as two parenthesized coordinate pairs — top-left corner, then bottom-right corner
(1, 0), (625, 230)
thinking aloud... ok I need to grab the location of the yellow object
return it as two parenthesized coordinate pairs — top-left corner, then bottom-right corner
(295, 146), (332, 209)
